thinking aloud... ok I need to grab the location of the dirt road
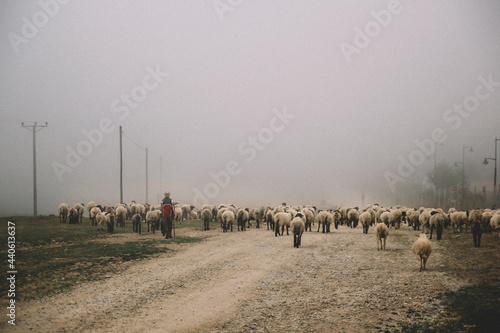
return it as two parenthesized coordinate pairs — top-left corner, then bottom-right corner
(8, 224), (497, 332)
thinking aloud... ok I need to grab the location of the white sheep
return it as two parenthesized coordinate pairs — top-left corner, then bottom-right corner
(450, 211), (468, 233)
(359, 211), (372, 234)
(96, 212), (106, 231)
(115, 205), (127, 228)
(174, 207), (183, 224)
(265, 208), (275, 230)
(58, 203), (69, 224)
(87, 201), (96, 219)
(375, 223), (389, 250)
(73, 203), (84, 223)
(302, 208), (315, 231)
(290, 213), (305, 248)
(237, 208), (249, 231)
(412, 234), (432, 271)
(68, 207), (79, 224)
(419, 210), (432, 234)
(332, 210), (341, 229)
(249, 208), (260, 229)
(429, 211), (444, 240)
(347, 208), (360, 228)
(90, 206), (101, 226)
(409, 210), (420, 230)
(490, 212), (500, 237)
(380, 211), (392, 228)
(181, 204), (191, 220)
(391, 208), (403, 229)
(274, 212), (292, 236)
(316, 211), (333, 233)
(222, 209), (235, 232)
(201, 208), (212, 231)
(146, 210), (159, 233)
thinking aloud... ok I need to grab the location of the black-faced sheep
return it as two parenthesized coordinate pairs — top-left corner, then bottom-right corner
(412, 234), (432, 271)
(332, 210), (341, 229)
(68, 207), (79, 224)
(58, 203), (69, 223)
(375, 223), (389, 250)
(290, 213), (305, 248)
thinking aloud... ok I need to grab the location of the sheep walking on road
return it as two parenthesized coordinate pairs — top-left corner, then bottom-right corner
(375, 223), (389, 250)
(412, 234), (432, 272)
(290, 213), (305, 248)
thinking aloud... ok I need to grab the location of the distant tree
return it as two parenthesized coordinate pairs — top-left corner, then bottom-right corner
(427, 163), (461, 190)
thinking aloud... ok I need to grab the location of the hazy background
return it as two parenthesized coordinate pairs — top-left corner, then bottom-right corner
(1, 0), (499, 216)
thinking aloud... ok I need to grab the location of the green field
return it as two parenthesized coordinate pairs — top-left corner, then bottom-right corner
(0, 215), (205, 303)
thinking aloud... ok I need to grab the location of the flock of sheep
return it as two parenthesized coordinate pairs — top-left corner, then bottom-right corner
(57, 201), (500, 271)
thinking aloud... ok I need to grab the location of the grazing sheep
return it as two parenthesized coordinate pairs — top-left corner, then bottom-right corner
(90, 206), (101, 226)
(146, 210), (159, 233)
(359, 211), (372, 234)
(73, 203), (84, 223)
(132, 213), (142, 234)
(290, 213), (305, 248)
(222, 209), (235, 232)
(181, 204), (191, 220)
(58, 203), (69, 224)
(237, 208), (249, 231)
(249, 208), (260, 229)
(68, 207), (79, 224)
(87, 201), (96, 219)
(419, 210), (432, 234)
(429, 211), (444, 240)
(106, 213), (115, 233)
(412, 234), (432, 271)
(409, 210), (420, 230)
(115, 205), (127, 228)
(201, 208), (212, 231)
(96, 213), (106, 231)
(391, 209), (403, 229)
(316, 211), (333, 233)
(450, 211), (468, 233)
(490, 213), (500, 237)
(274, 212), (292, 236)
(174, 207), (183, 224)
(347, 208), (360, 228)
(380, 211), (392, 228)
(190, 211), (198, 220)
(265, 208), (275, 230)
(301, 208), (315, 231)
(375, 223), (389, 250)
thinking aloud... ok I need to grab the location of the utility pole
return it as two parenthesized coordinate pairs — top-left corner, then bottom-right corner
(119, 126), (123, 204)
(462, 145), (473, 209)
(483, 137), (499, 208)
(22, 122), (48, 216)
(145, 147), (148, 204)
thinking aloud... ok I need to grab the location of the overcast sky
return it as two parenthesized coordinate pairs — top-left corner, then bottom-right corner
(1, 0), (499, 216)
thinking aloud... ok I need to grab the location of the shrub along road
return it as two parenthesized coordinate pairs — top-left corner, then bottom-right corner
(5, 222), (500, 332)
